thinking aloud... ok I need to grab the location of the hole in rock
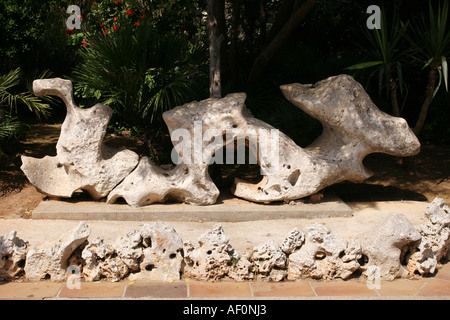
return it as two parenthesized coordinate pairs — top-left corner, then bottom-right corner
(208, 139), (263, 197)
(142, 237), (151, 248)
(18, 259), (25, 268)
(358, 254), (369, 266)
(169, 253), (177, 259)
(287, 169), (300, 186)
(145, 264), (154, 271)
(314, 251), (326, 260)
(400, 241), (420, 266)
(113, 197), (128, 204)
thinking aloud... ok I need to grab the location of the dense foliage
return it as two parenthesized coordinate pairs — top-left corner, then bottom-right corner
(0, 0), (448, 159)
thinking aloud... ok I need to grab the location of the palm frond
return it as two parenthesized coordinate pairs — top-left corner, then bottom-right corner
(0, 68), (52, 119)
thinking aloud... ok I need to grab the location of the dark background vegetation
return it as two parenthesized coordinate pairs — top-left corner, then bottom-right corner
(0, 0), (448, 162)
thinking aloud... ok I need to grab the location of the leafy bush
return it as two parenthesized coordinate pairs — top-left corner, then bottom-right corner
(0, 68), (52, 156)
(69, 5), (208, 162)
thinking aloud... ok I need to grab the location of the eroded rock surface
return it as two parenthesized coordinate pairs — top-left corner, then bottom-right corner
(288, 224), (361, 280)
(235, 74), (420, 203)
(22, 75), (420, 206)
(183, 224), (252, 281)
(130, 222), (184, 281)
(82, 236), (128, 282)
(0, 231), (28, 280)
(359, 213), (422, 280)
(2, 198), (448, 283)
(24, 222), (90, 281)
(407, 198), (450, 276)
(21, 78), (139, 200)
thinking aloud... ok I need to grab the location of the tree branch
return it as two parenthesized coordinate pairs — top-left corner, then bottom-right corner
(248, 0), (316, 86)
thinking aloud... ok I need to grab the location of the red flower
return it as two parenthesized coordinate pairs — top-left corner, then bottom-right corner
(103, 29), (109, 35)
(141, 10), (145, 13)
(141, 14), (145, 19)
(77, 14), (82, 19)
(67, 27), (74, 35)
(111, 25), (119, 31)
(134, 22), (140, 26)
(100, 22), (104, 28)
(82, 38), (88, 47)
(126, 9), (133, 15)
(115, 1), (121, 4)
(113, 17), (117, 22)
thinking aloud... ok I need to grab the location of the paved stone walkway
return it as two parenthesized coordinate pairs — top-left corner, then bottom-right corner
(0, 262), (448, 300)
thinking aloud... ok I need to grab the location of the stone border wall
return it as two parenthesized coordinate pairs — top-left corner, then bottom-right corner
(1, 198), (448, 283)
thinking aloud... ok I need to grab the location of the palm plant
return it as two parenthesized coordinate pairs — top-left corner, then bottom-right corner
(71, 16), (208, 162)
(346, 9), (408, 117)
(406, 0), (449, 136)
(0, 68), (52, 156)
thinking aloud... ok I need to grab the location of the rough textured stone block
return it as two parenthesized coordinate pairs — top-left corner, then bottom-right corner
(24, 222), (90, 281)
(21, 78), (139, 200)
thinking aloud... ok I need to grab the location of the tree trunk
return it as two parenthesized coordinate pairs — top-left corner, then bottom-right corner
(259, 0), (267, 50)
(390, 78), (400, 117)
(248, 0), (316, 86)
(230, 0), (241, 81)
(207, 0), (226, 99)
(413, 67), (438, 136)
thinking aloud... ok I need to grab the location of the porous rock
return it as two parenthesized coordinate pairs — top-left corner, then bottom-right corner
(114, 228), (143, 273)
(21, 78), (139, 200)
(24, 222), (90, 281)
(359, 213), (421, 280)
(288, 223), (361, 280)
(81, 237), (128, 282)
(183, 224), (252, 281)
(251, 240), (286, 281)
(0, 231), (28, 280)
(129, 222), (184, 281)
(406, 198), (450, 276)
(235, 74), (420, 203)
(23, 75), (420, 206)
(281, 228), (305, 254)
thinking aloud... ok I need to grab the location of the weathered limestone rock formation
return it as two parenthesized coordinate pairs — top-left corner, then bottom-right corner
(130, 222), (184, 281)
(406, 198), (450, 276)
(107, 156), (218, 206)
(82, 223), (185, 282)
(359, 214), (422, 280)
(287, 224), (361, 280)
(183, 224), (252, 281)
(81, 236), (128, 282)
(0, 231), (28, 280)
(235, 74), (420, 202)
(21, 78), (139, 200)
(251, 240), (287, 281)
(21, 75), (420, 206)
(281, 228), (305, 254)
(1, 198), (448, 283)
(24, 222), (90, 281)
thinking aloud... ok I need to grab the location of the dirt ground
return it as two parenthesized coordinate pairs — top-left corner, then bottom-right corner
(0, 123), (449, 218)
